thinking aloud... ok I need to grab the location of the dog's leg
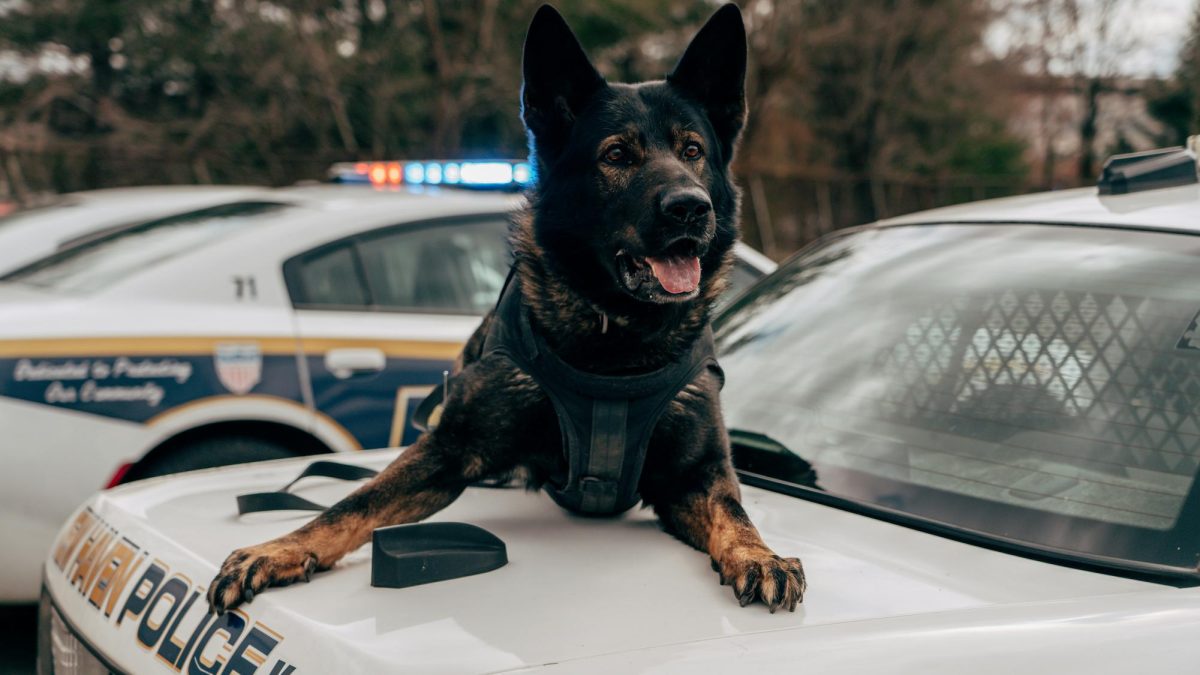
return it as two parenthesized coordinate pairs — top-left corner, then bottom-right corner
(207, 434), (483, 613)
(655, 464), (806, 613)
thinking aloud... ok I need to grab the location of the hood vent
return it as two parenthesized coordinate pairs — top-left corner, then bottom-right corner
(371, 522), (508, 589)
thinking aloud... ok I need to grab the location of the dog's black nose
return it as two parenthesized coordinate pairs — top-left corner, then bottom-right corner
(660, 188), (712, 224)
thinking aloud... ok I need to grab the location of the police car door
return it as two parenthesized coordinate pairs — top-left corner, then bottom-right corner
(283, 214), (511, 450)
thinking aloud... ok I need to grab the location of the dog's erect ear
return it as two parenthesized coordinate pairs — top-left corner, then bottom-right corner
(522, 5), (605, 153)
(667, 4), (747, 161)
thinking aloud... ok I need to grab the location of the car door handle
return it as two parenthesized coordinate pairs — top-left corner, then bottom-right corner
(325, 348), (386, 379)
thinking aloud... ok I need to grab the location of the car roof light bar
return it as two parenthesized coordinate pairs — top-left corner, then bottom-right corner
(328, 159), (535, 190)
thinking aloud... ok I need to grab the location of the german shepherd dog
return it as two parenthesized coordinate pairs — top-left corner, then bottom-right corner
(208, 3), (805, 614)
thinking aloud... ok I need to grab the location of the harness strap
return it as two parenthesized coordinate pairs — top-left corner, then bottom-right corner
(577, 399), (629, 514)
(236, 460), (379, 515)
(234, 459), (515, 516)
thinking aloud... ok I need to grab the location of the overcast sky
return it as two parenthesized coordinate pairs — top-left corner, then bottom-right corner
(1131, 0), (1194, 75)
(982, 0), (1194, 76)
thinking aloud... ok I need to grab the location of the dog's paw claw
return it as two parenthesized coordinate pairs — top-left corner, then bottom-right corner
(206, 542), (318, 614)
(716, 549), (805, 612)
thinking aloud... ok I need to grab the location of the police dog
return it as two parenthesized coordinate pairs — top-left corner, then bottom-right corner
(209, 3), (805, 614)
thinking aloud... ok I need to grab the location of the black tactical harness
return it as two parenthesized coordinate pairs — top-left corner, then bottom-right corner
(420, 271), (723, 516)
(485, 276), (723, 515)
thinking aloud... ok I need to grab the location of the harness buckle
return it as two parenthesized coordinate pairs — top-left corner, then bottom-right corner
(578, 476), (619, 495)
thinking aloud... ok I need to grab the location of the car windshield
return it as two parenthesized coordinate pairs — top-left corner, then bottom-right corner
(3, 201), (288, 292)
(716, 223), (1200, 576)
(714, 258), (763, 313)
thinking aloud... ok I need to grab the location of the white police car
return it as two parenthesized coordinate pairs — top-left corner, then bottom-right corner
(0, 185), (272, 275)
(38, 144), (1200, 673)
(0, 160), (775, 602)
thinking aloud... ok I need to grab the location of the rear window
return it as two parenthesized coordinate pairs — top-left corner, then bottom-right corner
(3, 202), (288, 292)
(717, 223), (1200, 576)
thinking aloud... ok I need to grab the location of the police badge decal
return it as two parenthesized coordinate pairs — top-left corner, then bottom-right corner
(214, 343), (263, 395)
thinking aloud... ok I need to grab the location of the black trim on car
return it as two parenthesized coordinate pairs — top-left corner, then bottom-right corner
(732, 463), (1200, 588)
(875, 217), (1200, 239)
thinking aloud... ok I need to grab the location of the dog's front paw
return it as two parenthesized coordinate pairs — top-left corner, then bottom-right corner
(207, 540), (319, 614)
(713, 548), (805, 613)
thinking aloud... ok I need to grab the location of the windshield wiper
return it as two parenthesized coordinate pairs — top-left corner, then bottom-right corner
(728, 428), (819, 488)
(727, 429), (1200, 587)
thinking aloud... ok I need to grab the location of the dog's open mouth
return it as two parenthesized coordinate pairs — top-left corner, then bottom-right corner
(617, 238), (704, 300)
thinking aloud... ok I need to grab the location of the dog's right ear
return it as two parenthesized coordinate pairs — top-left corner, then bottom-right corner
(522, 5), (605, 154)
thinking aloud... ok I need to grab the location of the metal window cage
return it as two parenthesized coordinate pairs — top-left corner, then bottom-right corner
(874, 287), (1200, 477)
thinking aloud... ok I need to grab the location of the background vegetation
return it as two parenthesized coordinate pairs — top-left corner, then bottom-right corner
(0, 0), (1193, 255)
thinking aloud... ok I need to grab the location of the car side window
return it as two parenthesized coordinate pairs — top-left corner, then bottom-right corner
(285, 216), (511, 315)
(356, 218), (511, 314)
(293, 243), (369, 307)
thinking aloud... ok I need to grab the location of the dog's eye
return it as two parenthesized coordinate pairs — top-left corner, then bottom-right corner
(603, 145), (629, 164)
(682, 142), (703, 160)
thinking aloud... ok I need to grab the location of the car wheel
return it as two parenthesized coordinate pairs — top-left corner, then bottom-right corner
(121, 436), (298, 483)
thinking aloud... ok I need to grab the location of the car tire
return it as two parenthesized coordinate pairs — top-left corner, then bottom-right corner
(121, 436), (299, 483)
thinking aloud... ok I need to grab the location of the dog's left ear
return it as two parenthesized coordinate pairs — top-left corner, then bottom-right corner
(667, 4), (747, 162)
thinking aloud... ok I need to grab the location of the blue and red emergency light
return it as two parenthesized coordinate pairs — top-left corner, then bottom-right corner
(328, 159), (534, 189)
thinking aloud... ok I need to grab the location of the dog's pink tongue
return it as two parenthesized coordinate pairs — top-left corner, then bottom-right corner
(646, 255), (701, 294)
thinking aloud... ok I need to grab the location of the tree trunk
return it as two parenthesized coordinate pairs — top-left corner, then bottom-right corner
(1078, 78), (1101, 181)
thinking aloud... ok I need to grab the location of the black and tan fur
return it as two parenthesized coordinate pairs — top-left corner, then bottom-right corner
(209, 3), (805, 614)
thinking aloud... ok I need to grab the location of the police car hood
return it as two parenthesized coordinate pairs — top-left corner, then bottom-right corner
(0, 282), (59, 305)
(45, 449), (1188, 674)
(0, 283), (139, 324)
